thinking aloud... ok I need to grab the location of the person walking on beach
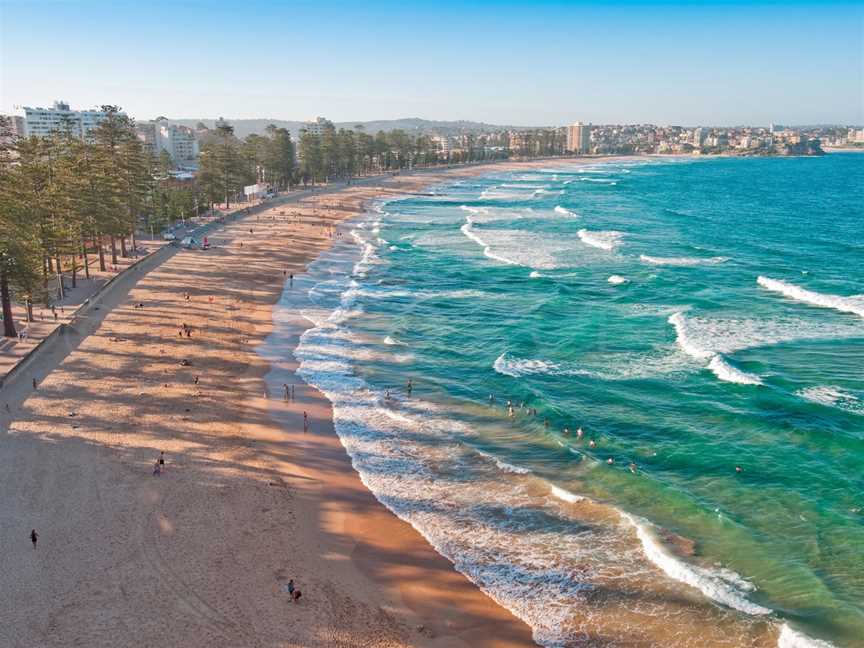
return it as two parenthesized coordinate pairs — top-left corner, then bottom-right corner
(32, 377), (37, 390)
(283, 383), (290, 401)
(159, 451), (166, 471)
(303, 411), (308, 432)
(407, 379), (413, 396)
(30, 529), (38, 549)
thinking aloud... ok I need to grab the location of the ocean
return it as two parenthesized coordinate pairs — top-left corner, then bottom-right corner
(272, 153), (864, 647)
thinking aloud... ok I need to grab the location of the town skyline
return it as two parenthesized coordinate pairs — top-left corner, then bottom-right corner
(7, 100), (863, 131)
(1, 1), (861, 126)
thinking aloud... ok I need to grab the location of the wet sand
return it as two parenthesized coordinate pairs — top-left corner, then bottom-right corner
(0, 162), (565, 647)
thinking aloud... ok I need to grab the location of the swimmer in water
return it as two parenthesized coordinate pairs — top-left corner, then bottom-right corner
(629, 462), (637, 474)
(607, 458), (615, 465)
(576, 427), (584, 440)
(544, 418), (549, 429)
(563, 427), (570, 436)
(489, 394), (494, 403)
(589, 439), (596, 449)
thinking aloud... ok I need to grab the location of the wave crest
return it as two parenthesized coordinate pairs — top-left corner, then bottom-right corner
(758, 276), (864, 318)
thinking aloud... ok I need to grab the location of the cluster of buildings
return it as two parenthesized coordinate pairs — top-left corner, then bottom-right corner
(3, 101), (862, 167)
(428, 121), (857, 158)
(0, 101), (201, 168)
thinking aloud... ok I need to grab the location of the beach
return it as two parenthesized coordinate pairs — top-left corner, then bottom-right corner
(3, 153), (860, 648)
(0, 162), (557, 648)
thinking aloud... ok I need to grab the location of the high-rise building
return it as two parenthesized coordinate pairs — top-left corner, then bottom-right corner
(157, 124), (199, 165)
(134, 122), (199, 166)
(566, 122), (591, 153)
(691, 127), (707, 146)
(22, 100), (116, 140)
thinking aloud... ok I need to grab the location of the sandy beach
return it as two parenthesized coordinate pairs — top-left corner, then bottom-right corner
(0, 160), (577, 647)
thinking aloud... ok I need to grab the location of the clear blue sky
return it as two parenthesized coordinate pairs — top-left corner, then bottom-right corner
(1, 0), (861, 126)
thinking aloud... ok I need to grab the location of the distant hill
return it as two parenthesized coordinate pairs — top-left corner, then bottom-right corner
(155, 117), (525, 139)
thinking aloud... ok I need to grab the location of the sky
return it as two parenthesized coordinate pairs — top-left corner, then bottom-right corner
(1, 0), (862, 126)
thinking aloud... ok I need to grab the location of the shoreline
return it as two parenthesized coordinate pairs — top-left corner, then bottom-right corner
(0, 157), (583, 647)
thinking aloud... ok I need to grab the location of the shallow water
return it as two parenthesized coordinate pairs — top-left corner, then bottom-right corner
(274, 154), (864, 647)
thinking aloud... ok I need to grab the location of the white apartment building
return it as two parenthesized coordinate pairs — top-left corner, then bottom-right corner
(566, 122), (591, 153)
(299, 116), (332, 137)
(431, 134), (452, 156)
(157, 124), (198, 165)
(23, 100), (116, 140)
(135, 122), (199, 166)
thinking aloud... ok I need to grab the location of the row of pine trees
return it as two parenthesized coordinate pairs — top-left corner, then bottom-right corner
(1, 108), (572, 337)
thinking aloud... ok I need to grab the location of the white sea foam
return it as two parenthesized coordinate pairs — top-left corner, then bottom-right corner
(777, 623), (839, 648)
(708, 355), (764, 385)
(493, 352), (561, 377)
(668, 311), (864, 359)
(578, 229), (623, 251)
(549, 484), (585, 503)
(620, 513), (772, 616)
(797, 386), (863, 415)
(608, 275), (628, 285)
(757, 276), (864, 318)
(580, 177), (617, 185)
(494, 350), (692, 381)
(460, 218), (578, 269)
(640, 255), (729, 266)
(668, 313), (714, 360)
(554, 205), (578, 217)
(473, 447), (532, 474)
(529, 271), (543, 279)
(670, 313), (764, 385)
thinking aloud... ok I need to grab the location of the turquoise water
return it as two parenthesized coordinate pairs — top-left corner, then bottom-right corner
(285, 154), (864, 647)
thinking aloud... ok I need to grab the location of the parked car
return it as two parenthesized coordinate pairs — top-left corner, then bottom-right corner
(163, 232), (177, 241)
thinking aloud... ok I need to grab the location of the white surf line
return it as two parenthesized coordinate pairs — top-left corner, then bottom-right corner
(668, 312), (763, 386)
(757, 276), (864, 318)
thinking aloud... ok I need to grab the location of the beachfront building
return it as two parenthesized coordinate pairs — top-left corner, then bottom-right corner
(431, 134), (453, 157)
(135, 121), (199, 166)
(299, 117), (333, 137)
(566, 121), (591, 153)
(157, 124), (199, 166)
(22, 100), (115, 141)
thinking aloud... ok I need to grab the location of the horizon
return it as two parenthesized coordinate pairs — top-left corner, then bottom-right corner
(1, 0), (862, 126)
